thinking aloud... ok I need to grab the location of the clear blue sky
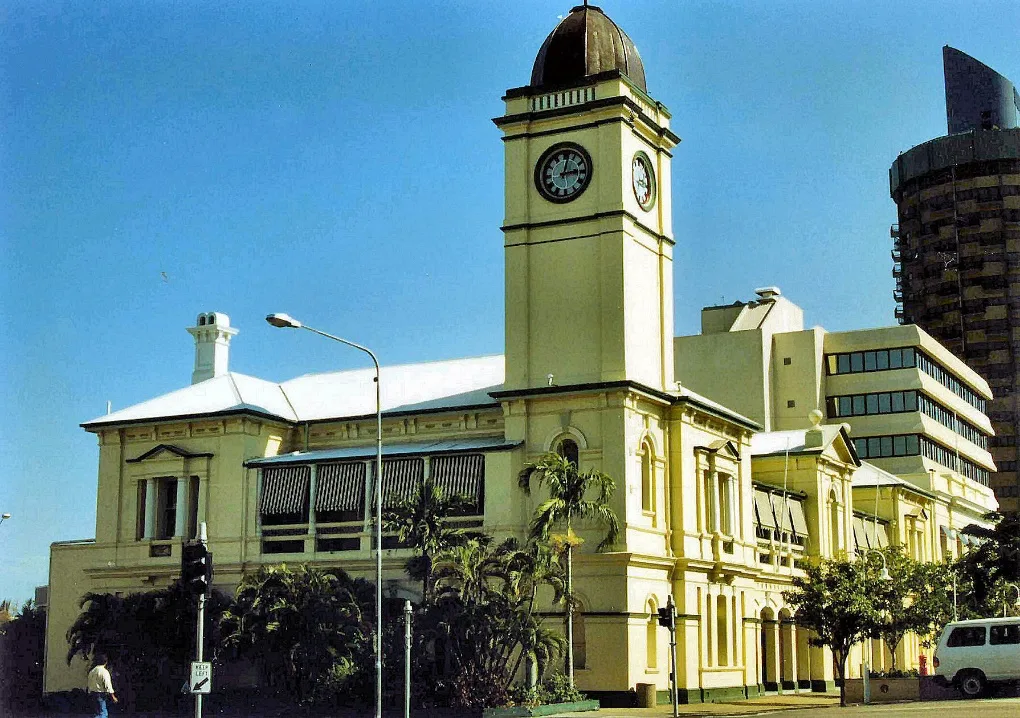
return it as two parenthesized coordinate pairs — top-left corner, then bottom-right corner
(2, 1), (1018, 604)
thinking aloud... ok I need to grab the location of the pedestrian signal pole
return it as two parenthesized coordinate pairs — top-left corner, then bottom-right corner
(403, 600), (412, 718)
(182, 522), (212, 718)
(657, 594), (679, 718)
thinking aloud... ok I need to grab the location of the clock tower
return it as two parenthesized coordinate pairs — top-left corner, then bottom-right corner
(495, 4), (679, 393)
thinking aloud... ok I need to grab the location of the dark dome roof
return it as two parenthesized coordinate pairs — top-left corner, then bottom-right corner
(531, 5), (646, 92)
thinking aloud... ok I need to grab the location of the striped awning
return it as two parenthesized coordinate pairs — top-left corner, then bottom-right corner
(788, 500), (809, 536)
(863, 519), (878, 547)
(753, 490), (777, 529)
(875, 522), (889, 548)
(260, 465), (310, 515)
(382, 458), (424, 508)
(431, 454), (484, 506)
(852, 516), (867, 550)
(316, 462), (366, 512)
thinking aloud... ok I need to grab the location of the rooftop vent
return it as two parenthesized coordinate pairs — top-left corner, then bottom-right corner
(754, 286), (782, 301)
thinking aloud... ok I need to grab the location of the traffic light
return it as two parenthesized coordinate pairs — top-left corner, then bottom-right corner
(657, 606), (674, 629)
(181, 541), (212, 596)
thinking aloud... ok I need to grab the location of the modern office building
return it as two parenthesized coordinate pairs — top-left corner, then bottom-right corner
(674, 287), (997, 525)
(890, 46), (1020, 513)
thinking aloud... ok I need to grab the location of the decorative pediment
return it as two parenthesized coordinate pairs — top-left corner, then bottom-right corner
(830, 425), (861, 466)
(126, 444), (214, 464)
(696, 439), (741, 461)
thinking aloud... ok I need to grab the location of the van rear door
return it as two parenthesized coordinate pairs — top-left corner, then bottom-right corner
(987, 622), (1020, 681)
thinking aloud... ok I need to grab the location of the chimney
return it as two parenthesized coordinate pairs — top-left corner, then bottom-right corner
(754, 286), (782, 302)
(187, 312), (239, 384)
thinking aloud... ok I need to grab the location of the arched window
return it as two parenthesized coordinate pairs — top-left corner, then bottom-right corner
(557, 438), (580, 468)
(641, 440), (654, 513)
(646, 600), (658, 668)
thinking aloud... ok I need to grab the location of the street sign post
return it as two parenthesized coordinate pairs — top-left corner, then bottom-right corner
(190, 661), (212, 694)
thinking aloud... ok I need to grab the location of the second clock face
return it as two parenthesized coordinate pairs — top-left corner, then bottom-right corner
(632, 151), (656, 210)
(535, 143), (592, 203)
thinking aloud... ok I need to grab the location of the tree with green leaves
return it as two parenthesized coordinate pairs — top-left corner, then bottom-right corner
(961, 512), (1020, 610)
(518, 452), (620, 688)
(0, 599), (46, 712)
(867, 547), (915, 672)
(65, 583), (231, 709)
(421, 536), (567, 709)
(383, 477), (479, 605)
(784, 556), (885, 707)
(906, 560), (957, 649)
(219, 564), (374, 705)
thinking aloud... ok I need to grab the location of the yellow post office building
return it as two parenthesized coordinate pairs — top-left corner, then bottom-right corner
(46, 5), (999, 704)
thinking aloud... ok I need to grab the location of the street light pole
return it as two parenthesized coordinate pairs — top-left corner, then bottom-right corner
(266, 313), (383, 718)
(0, 513), (10, 526)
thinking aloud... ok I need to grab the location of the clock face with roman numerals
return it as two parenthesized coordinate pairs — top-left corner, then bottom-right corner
(632, 151), (655, 210)
(535, 143), (592, 203)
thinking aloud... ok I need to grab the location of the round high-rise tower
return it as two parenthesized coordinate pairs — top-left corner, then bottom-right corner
(890, 48), (1020, 512)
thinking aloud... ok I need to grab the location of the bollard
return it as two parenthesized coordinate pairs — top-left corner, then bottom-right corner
(635, 682), (657, 708)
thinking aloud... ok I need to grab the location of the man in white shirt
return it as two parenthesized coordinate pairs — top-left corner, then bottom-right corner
(86, 653), (118, 718)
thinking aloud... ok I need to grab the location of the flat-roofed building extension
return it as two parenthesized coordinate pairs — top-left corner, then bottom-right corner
(675, 287), (997, 519)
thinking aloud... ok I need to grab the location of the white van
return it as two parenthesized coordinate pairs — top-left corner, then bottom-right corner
(932, 617), (1020, 697)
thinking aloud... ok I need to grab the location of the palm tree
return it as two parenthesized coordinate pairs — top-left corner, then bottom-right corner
(428, 536), (567, 705)
(518, 452), (620, 687)
(65, 592), (127, 665)
(383, 477), (479, 604)
(220, 564), (374, 703)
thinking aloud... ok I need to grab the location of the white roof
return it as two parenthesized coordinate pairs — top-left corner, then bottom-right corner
(675, 386), (760, 428)
(750, 426), (844, 456)
(84, 372), (298, 426)
(85, 355), (505, 427)
(84, 353), (760, 431)
(852, 461), (913, 488)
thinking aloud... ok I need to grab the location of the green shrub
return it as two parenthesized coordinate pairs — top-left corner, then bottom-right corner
(509, 673), (586, 707)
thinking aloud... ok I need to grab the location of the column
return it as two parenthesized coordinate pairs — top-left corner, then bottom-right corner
(144, 477), (157, 539)
(730, 594), (739, 670)
(174, 477), (187, 538)
(255, 469), (263, 537)
(796, 625), (811, 690)
(706, 591), (716, 667)
(809, 642), (833, 691)
(364, 459), (375, 552)
(710, 470), (721, 533)
(196, 477), (208, 536)
(728, 477), (738, 537)
(307, 464), (318, 546)
(782, 620), (797, 690)
(765, 620), (780, 690)
(696, 461), (706, 533)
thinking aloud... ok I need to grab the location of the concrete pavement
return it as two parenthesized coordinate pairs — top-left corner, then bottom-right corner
(545, 693), (840, 717)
